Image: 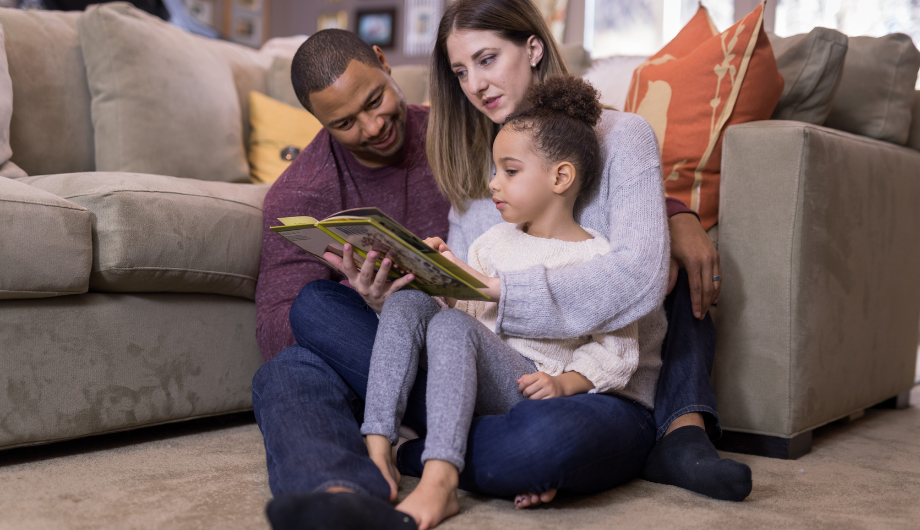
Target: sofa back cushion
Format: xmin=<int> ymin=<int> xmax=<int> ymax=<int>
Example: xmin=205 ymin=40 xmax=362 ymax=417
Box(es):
xmin=0 ymin=9 xmax=94 ymax=176
xmin=207 ymin=38 xmax=274 ymax=149
xmin=768 ymin=28 xmax=848 ymax=125
xmin=908 ymin=91 xmax=920 ymax=152
xmin=824 ymin=34 xmax=920 ymax=145
xmin=77 ymin=3 xmax=250 ymax=183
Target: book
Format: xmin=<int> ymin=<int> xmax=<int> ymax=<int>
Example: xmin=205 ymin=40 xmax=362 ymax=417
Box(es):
xmin=271 ymin=207 xmax=490 ymax=300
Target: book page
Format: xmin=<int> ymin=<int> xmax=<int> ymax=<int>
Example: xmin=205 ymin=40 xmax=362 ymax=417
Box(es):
xmin=323 ymin=222 xmax=469 ymax=289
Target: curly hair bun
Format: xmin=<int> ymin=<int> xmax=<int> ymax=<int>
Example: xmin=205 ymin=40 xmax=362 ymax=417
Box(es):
xmin=527 ymin=74 xmax=602 ymax=127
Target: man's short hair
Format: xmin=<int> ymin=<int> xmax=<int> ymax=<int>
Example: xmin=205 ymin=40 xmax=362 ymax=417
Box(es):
xmin=292 ymin=30 xmax=384 ymax=113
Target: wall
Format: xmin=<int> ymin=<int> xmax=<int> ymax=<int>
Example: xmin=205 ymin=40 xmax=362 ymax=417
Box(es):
xmin=269 ymin=0 xmax=430 ymax=66
xmin=268 ymin=0 xmax=776 ymax=65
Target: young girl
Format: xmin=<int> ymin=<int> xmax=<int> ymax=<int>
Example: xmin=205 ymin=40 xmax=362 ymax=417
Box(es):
xmin=360 ymin=75 xmax=646 ymax=530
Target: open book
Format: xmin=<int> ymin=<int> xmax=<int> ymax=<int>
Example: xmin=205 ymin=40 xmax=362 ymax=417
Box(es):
xmin=271 ymin=207 xmax=489 ymax=300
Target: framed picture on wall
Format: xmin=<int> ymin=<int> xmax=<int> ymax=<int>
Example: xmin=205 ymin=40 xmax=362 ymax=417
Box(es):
xmin=223 ymin=0 xmax=270 ymax=48
xmin=356 ymin=8 xmax=396 ymax=49
xmin=318 ymin=11 xmax=348 ymax=31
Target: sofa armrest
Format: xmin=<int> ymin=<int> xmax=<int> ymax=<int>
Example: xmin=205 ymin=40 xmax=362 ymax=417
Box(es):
xmin=714 ymin=120 xmax=920 ymax=437
xmin=0 ymin=177 xmax=92 ymax=299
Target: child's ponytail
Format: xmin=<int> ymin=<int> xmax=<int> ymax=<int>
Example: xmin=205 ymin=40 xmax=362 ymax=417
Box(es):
xmin=505 ymin=75 xmax=603 ymax=199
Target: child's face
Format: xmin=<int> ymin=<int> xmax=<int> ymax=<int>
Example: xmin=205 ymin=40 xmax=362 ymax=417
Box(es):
xmin=490 ymin=128 xmax=559 ymax=224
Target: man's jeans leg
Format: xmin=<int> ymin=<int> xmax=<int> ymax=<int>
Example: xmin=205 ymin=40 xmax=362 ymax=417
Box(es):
xmin=252 ymin=280 xmax=428 ymax=500
xmin=652 ymin=268 xmax=721 ymax=440
xmin=253 ymin=345 xmax=392 ymax=499
xmin=288 ymin=280 xmax=428 ymax=434
xmin=397 ymin=393 xmax=656 ymax=497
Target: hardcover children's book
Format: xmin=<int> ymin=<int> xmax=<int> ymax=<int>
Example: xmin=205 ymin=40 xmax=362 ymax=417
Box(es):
xmin=271 ymin=207 xmax=489 ymax=300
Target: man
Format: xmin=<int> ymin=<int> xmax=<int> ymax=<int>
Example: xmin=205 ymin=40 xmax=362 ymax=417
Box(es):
xmin=254 ymin=29 xmax=749 ymax=530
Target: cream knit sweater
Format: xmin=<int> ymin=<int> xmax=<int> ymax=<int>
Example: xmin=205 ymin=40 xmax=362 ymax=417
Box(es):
xmin=455 ymin=223 xmax=640 ymax=394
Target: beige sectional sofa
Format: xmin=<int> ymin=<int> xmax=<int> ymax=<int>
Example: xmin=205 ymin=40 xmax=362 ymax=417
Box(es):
xmin=1 ymin=4 xmax=919 ymax=460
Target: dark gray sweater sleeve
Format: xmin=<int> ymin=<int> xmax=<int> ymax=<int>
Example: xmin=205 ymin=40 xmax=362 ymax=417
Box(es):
xmin=494 ymin=114 xmax=670 ymax=339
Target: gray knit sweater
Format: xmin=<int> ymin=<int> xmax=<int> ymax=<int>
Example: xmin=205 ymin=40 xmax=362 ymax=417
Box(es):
xmin=447 ymin=110 xmax=669 ymax=409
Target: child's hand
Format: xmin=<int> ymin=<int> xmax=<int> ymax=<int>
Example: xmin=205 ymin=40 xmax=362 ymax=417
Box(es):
xmin=423 ymin=237 xmax=452 ymax=254
xmin=518 ymin=372 xmax=566 ymax=399
xmin=518 ymin=371 xmax=595 ymax=399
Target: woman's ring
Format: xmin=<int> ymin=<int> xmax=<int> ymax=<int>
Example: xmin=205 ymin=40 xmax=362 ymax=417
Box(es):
xmin=712 ymin=275 xmax=721 ymax=282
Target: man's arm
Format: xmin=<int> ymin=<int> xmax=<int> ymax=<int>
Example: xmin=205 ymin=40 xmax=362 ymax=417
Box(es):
xmin=665 ymin=197 xmax=721 ymax=319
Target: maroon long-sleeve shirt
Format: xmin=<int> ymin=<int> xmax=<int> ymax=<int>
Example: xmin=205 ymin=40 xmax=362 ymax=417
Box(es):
xmin=255 ymin=105 xmax=451 ymax=361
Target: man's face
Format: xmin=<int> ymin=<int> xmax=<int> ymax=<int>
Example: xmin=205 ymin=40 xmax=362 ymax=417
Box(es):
xmin=308 ymin=51 xmax=408 ymax=168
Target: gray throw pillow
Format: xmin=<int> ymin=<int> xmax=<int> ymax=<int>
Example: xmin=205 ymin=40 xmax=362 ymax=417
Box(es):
xmin=824 ymin=34 xmax=920 ymax=145
xmin=77 ymin=4 xmax=250 ymax=183
xmin=768 ymin=28 xmax=848 ymax=125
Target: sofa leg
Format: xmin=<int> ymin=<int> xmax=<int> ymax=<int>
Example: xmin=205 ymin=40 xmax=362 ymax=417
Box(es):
xmin=877 ymin=391 xmax=911 ymax=410
xmin=714 ymin=430 xmax=812 ymax=460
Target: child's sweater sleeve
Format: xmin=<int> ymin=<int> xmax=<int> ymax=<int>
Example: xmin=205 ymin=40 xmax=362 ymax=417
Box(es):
xmin=453 ymin=235 xmax=492 ymax=318
xmin=564 ymin=321 xmax=640 ymax=394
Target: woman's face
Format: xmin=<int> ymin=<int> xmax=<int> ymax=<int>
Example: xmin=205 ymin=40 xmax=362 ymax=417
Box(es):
xmin=445 ymin=29 xmax=544 ymax=124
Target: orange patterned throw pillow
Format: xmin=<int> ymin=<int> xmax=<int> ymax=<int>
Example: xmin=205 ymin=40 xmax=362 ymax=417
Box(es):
xmin=624 ymin=1 xmax=783 ymax=229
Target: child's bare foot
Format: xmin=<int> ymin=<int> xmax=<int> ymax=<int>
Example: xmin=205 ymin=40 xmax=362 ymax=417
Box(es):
xmin=366 ymin=435 xmax=401 ymax=502
xmin=514 ymin=489 xmax=557 ymax=509
xmin=396 ymin=460 xmax=460 ymax=530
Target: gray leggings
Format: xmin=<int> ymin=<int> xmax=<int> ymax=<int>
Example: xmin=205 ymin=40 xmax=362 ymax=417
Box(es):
xmin=361 ymin=289 xmax=536 ymax=471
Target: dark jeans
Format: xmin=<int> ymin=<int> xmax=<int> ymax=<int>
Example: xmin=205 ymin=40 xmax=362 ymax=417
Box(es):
xmin=253 ymin=270 xmax=718 ymax=500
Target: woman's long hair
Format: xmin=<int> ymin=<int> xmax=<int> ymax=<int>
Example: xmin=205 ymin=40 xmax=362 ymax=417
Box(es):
xmin=427 ymin=0 xmax=569 ymax=211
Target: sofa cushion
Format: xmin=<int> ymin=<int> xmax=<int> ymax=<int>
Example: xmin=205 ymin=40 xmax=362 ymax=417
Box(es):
xmin=266 ymin=56 xmax=433 ymax=109
xmin=266 ymin=56 xmax=301 ymax=109
xmin=21 ymin=173 xmax=269 ymax=300
xmin=206 ymin=39 xmax=273 ymax=149
xmin=0 ymin=177 xmax=92 ymax=299
xmin=824 ymin=34 xmax=920 ymax=145
xmin=0 ymin=9 xmax=94 ymax=175
xmin=623 ymin=2 xmax=783 ymax=230
xmin=768 ymin=28 xmax=848 ymax=125
xmin=77 ymin=3 xmax=250 ymax=183
xmin=907 ymin=91 xmax=920 ymax=152
xmin=248 ymin=91 xmax=323 ymax=184
xmin=390 ymin=65 xmax=429 ymax=105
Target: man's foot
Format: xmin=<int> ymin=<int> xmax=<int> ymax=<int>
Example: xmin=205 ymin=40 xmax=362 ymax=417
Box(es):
xmin=396 ymin=460 xmax=460 ymax=530
xmin=642 ymin=425 xmax=752 ymax=501
xmin=514 ymin=489 xmax=556 ymax=509
xmin=265 ymin=491 xmax=417 ymax=530
xmin=366 ymin=434 xmax=401 ymax=502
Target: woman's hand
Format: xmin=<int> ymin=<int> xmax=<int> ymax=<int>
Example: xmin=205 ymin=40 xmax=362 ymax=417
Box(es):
xmin=518 ymin=371 xmax=594 ymax=399
xmin=668 ymin=213 xmax=721 ymax=319
xmin=424 ymin=237 xmax=501 ymax=301
xmin=323 ymin=244 xmax=415 ymax=313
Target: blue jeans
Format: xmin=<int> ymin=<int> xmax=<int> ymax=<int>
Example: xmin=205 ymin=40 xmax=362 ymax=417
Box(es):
xmin=653 ymin=268 xmax=721 ymax=440
xmin=253 ymin=273 xmax=717 ymax=500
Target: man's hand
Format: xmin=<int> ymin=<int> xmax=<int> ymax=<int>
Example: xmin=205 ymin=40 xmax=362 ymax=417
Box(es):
xmin=668 ymin=213 xmax=721 ymax=319
xmin=323 ymin=243 xmax=414 ymax=313
xmin=423 ymin=237 xmax=501 ymax=301
xmin=518 ymin=371 xmax=594 ymax=399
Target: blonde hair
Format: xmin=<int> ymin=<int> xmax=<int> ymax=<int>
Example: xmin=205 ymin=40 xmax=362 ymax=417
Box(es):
xmin=426 ymin=0 xmax=569 ymax=212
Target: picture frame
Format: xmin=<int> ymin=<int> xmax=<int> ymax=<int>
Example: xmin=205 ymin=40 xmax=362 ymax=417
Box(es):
xmin=356 ymin=8 xmax=396 ymax=49
xmin=318 ymin=10 xmax=348 ymax=32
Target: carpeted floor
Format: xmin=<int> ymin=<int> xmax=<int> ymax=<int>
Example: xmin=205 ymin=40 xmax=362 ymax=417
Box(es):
xmin=2 ymin=386 xmax=919 ymax=530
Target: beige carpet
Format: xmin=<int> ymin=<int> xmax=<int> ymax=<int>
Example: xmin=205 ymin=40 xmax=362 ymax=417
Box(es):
xmin=2 ymin=386 xmax=920 ymax=530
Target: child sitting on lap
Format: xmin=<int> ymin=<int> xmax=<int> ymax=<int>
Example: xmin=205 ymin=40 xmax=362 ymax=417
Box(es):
xmin=361 ymin=75 xmax=639 ymax=530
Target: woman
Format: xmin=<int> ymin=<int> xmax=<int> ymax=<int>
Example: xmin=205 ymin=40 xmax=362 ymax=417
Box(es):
xmin=414 ymin=0 xmax=752 ymax=509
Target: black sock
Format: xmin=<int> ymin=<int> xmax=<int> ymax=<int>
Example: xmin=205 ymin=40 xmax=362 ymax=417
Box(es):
xmin=641 ymin=425 xmax=752 ymax=501
xmin=266 ymin=491 xmax=417 ymax=530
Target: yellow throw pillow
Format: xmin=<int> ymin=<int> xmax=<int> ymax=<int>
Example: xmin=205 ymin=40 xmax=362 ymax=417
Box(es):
xmin=248 ymin=91 xmax=323 ymax=184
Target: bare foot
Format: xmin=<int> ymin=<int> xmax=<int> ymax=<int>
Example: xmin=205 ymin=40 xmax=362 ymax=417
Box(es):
xmin=366 ymin=435 xmax=401 ymax=502
xmin=514 ymin=489 xmax=557 ymax=509
xmin=325 ymin=487 xmax=356 ymax=494
xmin=396 ymin=460 xmax=460 ymax=530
